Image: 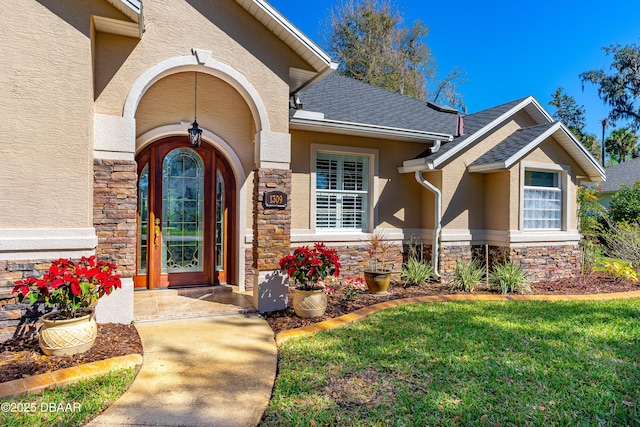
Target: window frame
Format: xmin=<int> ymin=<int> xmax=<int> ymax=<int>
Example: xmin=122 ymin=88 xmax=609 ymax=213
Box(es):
xmin=311 ymin=144 xmax=378 ymax=233
xmin=519 ymin=162 xmax=569 ymax=232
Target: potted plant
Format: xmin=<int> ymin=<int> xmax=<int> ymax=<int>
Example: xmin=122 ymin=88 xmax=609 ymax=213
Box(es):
xmin=363 ymin=229 xmax=392 ymax=295
xmin=279 ymin=243 xmax=341 ymax=318
xmin=13 ymin=256 xmax=122 ymax=356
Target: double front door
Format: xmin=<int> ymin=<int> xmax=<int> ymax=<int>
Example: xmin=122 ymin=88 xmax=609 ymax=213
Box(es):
xmin=134 ymin=138 xmax=234 ymax=289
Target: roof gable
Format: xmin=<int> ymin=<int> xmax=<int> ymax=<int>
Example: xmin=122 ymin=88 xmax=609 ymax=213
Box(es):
xmin=398 ymin=96 xmax=605 ymax=180
xmin=420 ymin=97 xmax=552 ymax=168
xmin=467 ymin=121 xmax=605 ymax=181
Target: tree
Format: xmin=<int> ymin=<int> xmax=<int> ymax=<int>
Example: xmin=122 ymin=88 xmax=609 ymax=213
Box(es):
xmin=326 ymin=0 xmax=465 ymax=110
xmin=549 ymin=87 xmax=586 ymax=135
xmin=580 ymin=44 xmax=640 ymax=130
xmin=549 ymin=88 xmax=601 ymax=161
xmin=609 ymin=181 xmax=640 ymax=224
xmin=582 ymin=134 xmax=602 ymax=163
xmin=431 ymin=66 xmax=467 ymax=113
xmin=605 ymin=127 xmax=639 ymax=164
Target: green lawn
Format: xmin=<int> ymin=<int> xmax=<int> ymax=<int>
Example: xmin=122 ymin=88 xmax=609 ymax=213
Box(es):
xmin=0 ymin=368 xmax=135 ymax=427
xmin=263 ymin=299 xmax=640 ymax=426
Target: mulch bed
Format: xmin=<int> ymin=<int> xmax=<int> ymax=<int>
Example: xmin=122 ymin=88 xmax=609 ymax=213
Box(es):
xmin=0 ymin=273 xmax=637 ymax=385
xmin=262 ymin=273 xmax=640 ymax=334
xmin=0 ymin=323 xmax=142 ymax=384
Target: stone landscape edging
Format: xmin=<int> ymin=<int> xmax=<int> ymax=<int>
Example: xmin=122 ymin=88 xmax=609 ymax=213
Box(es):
xmin=275 ymin=290 xmax=640 ymax=346
xmin=0 ymin=353 xmax=143 ymax=399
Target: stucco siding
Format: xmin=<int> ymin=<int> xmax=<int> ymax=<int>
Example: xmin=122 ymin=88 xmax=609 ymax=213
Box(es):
xmin=290 ymin=130 xmax=425 ymax=231
xmin=485 ymin=171 xmax=510 ymax=231
xmin=0 ymin=1 xmax=102 ymax=228
xmin=93 ymin=0 xmax=295 ymax=134
xmin=439 ymin=110 xmax=544 ymax=232
xmin=135 ymin=72 xmax=255 ymax=172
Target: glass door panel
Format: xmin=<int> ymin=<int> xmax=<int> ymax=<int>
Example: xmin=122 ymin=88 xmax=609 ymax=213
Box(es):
xmin=215 ymin=169 xmax=225 ymax=273
xmin=137 ymin=164 xmax=149 ymax=274
xmin=135 ymin=137 xmax=235 ymax=288
xmin=162 ymin=148 xmax=205 ymax=273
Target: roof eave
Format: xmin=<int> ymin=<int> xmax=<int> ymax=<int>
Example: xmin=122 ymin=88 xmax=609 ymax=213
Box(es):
xmin=555 ymin=124 xmax=605 ymax=182
xmin=397 ymin=158 xmax=436 ymax=174
xmin=290 ymin=116 xmax=454 ymax=144
xmin=101 ymin=0 xmax=143 ymax=38
xmin=467 ymin=162 xmax=507 ymax=173
xmin=236 ymin=0 xmax=337 ymax=91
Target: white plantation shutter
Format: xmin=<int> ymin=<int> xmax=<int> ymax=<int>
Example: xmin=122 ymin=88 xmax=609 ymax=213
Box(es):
xmin=523 ymin=170 xmax=562 ymax=229
xmin=316 ymin=153 xmax=369 ymax=229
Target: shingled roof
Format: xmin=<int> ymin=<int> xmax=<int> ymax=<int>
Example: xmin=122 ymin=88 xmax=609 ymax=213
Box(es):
xmin=414 ymin=96 xmax=533 ymax=163
xmin=295 ymin=73 xmax=460 ymax=136
xmin=595 ymin=156 xmax=640 ymax=192
xmin=470 ymin=122 xmax=557 ymax=168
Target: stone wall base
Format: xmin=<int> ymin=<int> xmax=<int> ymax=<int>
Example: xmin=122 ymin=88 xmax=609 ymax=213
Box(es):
xmin=439 ymin=243 xmax=581 ymax=283
xmin=0 ymin=260 xmax=52 ymax=341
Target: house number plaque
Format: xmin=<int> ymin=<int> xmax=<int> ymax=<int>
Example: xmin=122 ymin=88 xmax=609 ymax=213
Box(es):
xmin=263 ymin=190 xmax=287 ymax=209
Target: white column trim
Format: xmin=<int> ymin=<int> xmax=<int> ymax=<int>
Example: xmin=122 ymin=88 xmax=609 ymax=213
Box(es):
xmin=122 ymin=54 xmax=270 ymax=139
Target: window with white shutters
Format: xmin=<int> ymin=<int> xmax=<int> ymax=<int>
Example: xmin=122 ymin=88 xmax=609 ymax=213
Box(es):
xmin=316 ymin=152 xmax=369 ymax=230
xmin=523 ymin=170 xmax=562 ymax=229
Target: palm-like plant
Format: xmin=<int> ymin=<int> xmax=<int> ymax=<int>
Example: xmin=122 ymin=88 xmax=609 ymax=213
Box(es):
xmin=605 ymin=127 xmax=639 ymax=163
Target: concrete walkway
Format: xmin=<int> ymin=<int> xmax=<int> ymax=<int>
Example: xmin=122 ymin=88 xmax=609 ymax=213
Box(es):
xmin=87 ymin=314 xmax=277 ymax=427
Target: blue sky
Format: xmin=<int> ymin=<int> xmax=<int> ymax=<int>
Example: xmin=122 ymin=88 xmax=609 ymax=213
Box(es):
xmin=268 ymin=0 xmax=640 ymax=138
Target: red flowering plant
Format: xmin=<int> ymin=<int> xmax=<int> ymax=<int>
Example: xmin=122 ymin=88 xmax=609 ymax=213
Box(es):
xmin=279 ymin=243 xmax=341 ymax=291
xmin=12 ymin=256 xmax=122 ymax=320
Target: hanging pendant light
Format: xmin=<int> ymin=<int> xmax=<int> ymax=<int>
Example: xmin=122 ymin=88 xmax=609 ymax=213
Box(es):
xmin=188 ymin=72 xmax=202 ymax=147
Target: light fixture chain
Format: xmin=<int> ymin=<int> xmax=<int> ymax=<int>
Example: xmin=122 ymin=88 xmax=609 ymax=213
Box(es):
xmin=194 ymin=71 xmax=198 ymax=120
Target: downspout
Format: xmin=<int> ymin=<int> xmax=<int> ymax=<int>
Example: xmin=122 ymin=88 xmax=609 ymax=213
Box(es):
xmin=415 ymin=171 xmax=441 ymax=278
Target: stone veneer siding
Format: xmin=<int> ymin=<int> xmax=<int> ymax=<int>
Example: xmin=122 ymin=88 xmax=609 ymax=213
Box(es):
xmin=507 ymin=245 xmax=581 ymax=282
xmin=252 ymin=169 xmax=291 ymax=272
xmin=0 ymin=260 xmax=50 ymax=341
xmin=93 ymin=159 xmax=137 ymax=278
xmin=438 ymin=243 xmax=581 ymax=283
xmin=319 ymin=243 xmax=404 ymax=279
xmin=244 ymin=248 xmax=254 ymax=290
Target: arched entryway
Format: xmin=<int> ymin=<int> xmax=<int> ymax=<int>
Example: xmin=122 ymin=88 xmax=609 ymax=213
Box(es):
xmin=134 ymin=137 xmax=236 ymax=289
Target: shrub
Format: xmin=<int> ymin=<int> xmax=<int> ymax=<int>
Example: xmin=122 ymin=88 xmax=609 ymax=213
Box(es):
xmin=451 ymin=259 xmax=485 ymax=292
xmin=342 ymin=276 xmax=367 ymax=300
xmin=609 ymin=182 xmax=640 ymax=224
xmin=577 ymin=186 xmax=608 ymax=238
xmin=401 ymin=257 xmax=433 ymax=286
xmin=490 ymin=261 xmax=531 ymax=294
xmin=579 ymin=238 xmax=604 ymax=274
xmin=595 ymin=260 xmax=639 ymax=282
xmin=600 ymin=220 xmax=640 ymax=268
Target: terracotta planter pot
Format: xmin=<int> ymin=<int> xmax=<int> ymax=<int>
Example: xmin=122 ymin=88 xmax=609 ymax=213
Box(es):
xmin=39 ymin=310 xmax=98 ymax=356
xmin=364 ymin=270 xmax=391 ymax=295
xmin=292 ymin=288 xmax=327 ymax=318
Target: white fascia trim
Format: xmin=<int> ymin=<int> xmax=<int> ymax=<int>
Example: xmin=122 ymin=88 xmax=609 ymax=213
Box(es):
xmin=397 ymin=159 xmax=436 ymax=174
xmin=557 ymin=123 xmax=606 ymax=181
xmin=102 ymin=0 xmax=143 ymax=38
xmin=290 ymin=116 xmax=454 ymax=144
xmin=0 ymin=228 xmax=98 ymax=261
xmin=290 ymin=228 xmax=425 ymax=245
xmin=467 ymin=122 xmax=562 ymax=173
xmin=440 ymin=228 xmax=581 ymax=245
xmin=249 ymin=0 xmax=334 ymax=68
xmin=431 ymin=96 xmax=540 ymax=170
